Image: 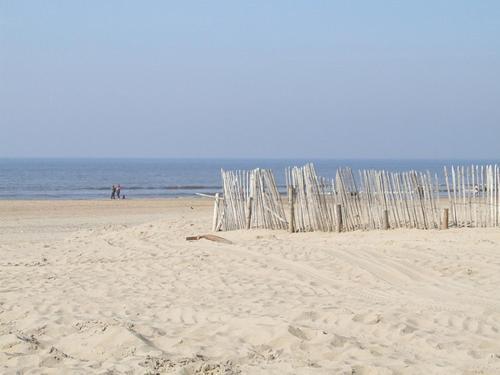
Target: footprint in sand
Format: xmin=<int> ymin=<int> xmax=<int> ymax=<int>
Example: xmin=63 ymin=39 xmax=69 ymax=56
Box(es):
xmin=288 ymin=325 xmax=310 ymax=341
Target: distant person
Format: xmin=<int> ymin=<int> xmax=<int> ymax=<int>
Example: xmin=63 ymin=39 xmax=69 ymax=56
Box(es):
xmin=111 ymin=185 xmax=116 ymax=199
xmin=116 ymin=184 xmax=121 ymax=199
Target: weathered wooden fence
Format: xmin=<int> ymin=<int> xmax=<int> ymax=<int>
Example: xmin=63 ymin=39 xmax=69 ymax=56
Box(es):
xmin=213 ymin=168 xmax=287 ymax=231
xmin=444 ymin=165 xmax=500 ymax=228
xmin=213 ymin=163 xmax=500 ymax=232
xmin=286 ymin=164 xmax=441 ymax=231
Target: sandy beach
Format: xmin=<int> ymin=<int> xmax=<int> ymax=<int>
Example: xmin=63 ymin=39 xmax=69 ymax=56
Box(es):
xmin=1 ymin=199 xmax=500 ymax=374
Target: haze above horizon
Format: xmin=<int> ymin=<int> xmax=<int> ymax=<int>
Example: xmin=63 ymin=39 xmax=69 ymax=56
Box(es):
xmin=1 ymin=1 xmax=499 ymax=159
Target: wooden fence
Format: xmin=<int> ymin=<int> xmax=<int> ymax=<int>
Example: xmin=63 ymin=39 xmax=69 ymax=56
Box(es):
xmin=444 ymin=165 xmax=500 ymax=228
xmin=213 ymin=164 xmax=500 ymax=232
xmin=213 ymin=168 xmax=287 ymax=231
xmin=287 ymin=164 xmax=441 ymax=231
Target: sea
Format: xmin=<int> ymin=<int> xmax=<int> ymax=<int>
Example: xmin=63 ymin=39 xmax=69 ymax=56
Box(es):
xmin=1 ymin=158 xmax=499 ymax=200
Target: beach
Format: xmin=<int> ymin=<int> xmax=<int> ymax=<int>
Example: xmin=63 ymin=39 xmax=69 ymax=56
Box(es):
xmin=1 ymin=199 xmax=500 ymax=374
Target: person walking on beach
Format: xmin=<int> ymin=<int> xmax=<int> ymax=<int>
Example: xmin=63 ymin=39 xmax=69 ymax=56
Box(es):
xmin=111 ymin=185 xmax=116 ymax=199
xmin=116 ymin=184 xmax=121 ymax=199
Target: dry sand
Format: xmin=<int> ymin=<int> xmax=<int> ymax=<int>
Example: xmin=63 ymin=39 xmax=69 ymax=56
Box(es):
xmin=1 ymin=199 xmax=500 ymax=374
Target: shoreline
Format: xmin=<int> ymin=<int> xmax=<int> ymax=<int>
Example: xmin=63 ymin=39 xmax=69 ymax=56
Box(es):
xmin=0 ymin=196 xmax=214 ymax=202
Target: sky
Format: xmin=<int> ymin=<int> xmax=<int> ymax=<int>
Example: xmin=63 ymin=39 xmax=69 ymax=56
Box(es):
xmin=1 ymin=1 xmax=499 ymax=159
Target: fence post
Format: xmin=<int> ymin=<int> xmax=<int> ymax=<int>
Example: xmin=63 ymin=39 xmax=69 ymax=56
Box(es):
xmin=441 ymin=208 xmax=449 ymax=230
xmin=212 ymin=193 xmax=220 ymax=231
xmin=288 ymin=187 xmax=295 ymax=233
xmin=383 ymin=209 xmax=390 ymax=230
xmin=246 ymin=197 xmax=253 ymax=230
xmin=335 ymin=204 xmax=343 ymax=233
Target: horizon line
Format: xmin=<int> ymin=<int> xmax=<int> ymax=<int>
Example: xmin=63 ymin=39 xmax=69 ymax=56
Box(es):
xmin=2 ymin=156 xmax=500 ymax=161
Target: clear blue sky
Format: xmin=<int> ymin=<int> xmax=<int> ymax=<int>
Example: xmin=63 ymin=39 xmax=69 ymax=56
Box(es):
xmin=1 ymin=1 xmax=499 ymax=158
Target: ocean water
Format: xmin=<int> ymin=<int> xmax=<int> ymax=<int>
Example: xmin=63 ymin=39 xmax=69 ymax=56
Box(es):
xmin=0 ymin=158 xmax=499 ymax=200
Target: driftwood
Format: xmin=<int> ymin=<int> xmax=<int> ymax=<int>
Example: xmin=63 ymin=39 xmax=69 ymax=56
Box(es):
xmin=196 ymin=193 xmax=224 ymax=199
xmin=186 ymin=234 xmax=233 ymax=244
